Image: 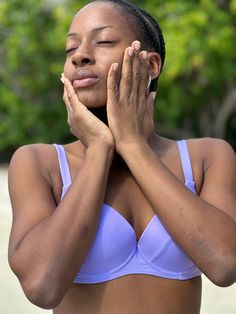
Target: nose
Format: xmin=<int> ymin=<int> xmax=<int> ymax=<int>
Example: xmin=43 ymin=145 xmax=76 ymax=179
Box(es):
xmin=72 ymin=43 xmax=94 ymax=67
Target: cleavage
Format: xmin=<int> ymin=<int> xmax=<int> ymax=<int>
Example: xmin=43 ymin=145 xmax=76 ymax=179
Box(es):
xmin=105 ymin=171 xmax=155 ymax=241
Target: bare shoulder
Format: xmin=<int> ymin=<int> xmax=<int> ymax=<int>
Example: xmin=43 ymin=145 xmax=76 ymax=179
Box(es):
xmin=9 ymin=144 xmax=57 ymax=184
xmin=187 ymin=137 xmax=236 ymax=168
xmin=187 ymin=138 xmax=236 ymax=219
xmin=187 ymin=137 xmax=235 ymax=152
xmin=10 ymin=143 xmax=56 ymax=165
xmin=8 ymin=144 xmax=62 ymax=208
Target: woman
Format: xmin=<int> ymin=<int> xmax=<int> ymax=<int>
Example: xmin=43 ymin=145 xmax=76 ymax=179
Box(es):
xmin=8 ymin=0 xmax=236 ymax=313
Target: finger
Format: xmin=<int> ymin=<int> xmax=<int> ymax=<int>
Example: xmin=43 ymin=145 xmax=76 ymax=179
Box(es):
xmin=62 ymin=87 xmax=74 ymax=125
xmin=62 ymin=75 xmax=82 ymax=111
xmin=62 ymin=86 xmax=72 ymax=111
xmin=130 ymin=41 xmax=141 ymax=102
xmin=146 ymin=91 xmax=156 ymax=117
xmin=61 ymin=76 xmax=72 ymax=117
xmin=145 ymin=92 xmax=156 ymax=135
xmin=107 ymin=63 xmax=119 ymax=108
xmin=119 ymin=46 xmax=134 ymax=99
xmin=139 ymin=51 xmax=149 ymax=100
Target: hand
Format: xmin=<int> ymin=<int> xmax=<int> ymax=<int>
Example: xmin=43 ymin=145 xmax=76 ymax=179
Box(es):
xmin=106 ymin=41 xmax=156 ymax=154
xmin=61 ymin=74 xmax=114 ymax=148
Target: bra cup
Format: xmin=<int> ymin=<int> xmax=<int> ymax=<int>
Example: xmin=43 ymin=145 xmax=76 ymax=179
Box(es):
xmin=149 ymin=240 xmax=196 ymax=274
xmin=55 ymin=143 xmax=201 ymax=284
xmin=138 ymin=215 xmax=171 ymax=261
xmin=138 ymin=216 xmax=196 ymax=274
xmin=79 ymin=204 xmax=137 ymax=274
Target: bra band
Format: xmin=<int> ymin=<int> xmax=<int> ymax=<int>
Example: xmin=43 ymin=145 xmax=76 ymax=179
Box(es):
xmin=53 ymin=144 xmax=71 ymax=186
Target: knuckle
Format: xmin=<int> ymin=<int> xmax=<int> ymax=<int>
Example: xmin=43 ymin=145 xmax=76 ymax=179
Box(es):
xmin=68 ymin=92 xmax=75 ymax=100
xmin=123 ymin=74 xmax=132 ymax=83
xmin=141 ymin=74 xmax=147 ymax=82
xmin=141 ymin=58 xmax=148 ymax=68
xmin=124 ymin=57 xmax=131 ymax=65
xmin=133 ymin=71 xmax=139 ymax=79
xmin=108 ymin=83 xmax=119 ymax=92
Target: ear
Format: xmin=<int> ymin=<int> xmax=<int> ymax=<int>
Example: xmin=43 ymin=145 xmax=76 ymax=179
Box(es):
xmin=147 ymin=52 xmax=162 ymax=80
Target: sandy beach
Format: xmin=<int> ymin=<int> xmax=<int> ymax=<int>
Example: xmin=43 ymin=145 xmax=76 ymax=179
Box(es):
xmin=1 ymin=166 xmax=235 ymax=314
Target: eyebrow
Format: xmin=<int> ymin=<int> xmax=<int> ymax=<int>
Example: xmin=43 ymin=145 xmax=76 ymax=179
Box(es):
xmin=66 ymin=25 xmax=115 ymax=38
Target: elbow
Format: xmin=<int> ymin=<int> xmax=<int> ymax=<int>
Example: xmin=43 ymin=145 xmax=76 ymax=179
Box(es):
xmin=9 ymin=258 xmax=62 ymax=309
xmin=21 ymin=276 xmax=63 ymax=310
xmin=210 ymin=272 xmax=236 ymax=288
xmin=206 ymin=256 xmax=236 ymax=287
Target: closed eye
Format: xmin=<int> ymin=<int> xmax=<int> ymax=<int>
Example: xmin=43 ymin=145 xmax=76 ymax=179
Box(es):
xmin=97 ymin=41 xmax=114 ymax=44
xmin=65 ymin=48 xmax=77 ymax=54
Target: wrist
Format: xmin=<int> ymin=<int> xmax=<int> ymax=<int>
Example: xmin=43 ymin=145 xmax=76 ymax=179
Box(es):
xmin=87 ymin=141 xmax=114 ymax=159
xmin=117 ymin=139 xmax=149 ymax=157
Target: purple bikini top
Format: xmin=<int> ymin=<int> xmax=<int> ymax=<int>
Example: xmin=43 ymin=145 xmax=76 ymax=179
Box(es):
xmin=53 ymin=140 xmax=201 ymax=284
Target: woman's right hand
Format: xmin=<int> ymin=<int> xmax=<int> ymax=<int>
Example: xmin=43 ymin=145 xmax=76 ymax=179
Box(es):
xmin=61 ymin=74 xmax=114 ymax=148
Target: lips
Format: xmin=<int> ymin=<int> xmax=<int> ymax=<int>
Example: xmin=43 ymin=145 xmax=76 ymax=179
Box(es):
xmin=72 ymin=70 xmax=100 ymax=88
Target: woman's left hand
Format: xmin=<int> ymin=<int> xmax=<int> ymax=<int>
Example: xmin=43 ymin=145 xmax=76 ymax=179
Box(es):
xmin=107 ymin=40 xmax=156 ymax=154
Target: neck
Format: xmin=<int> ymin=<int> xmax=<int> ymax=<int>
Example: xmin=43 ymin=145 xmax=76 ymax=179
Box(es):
xmin=89 ymin=106 xmax=108 ymax=125
xmin=88 ymin=107 xmax=128 ymax=169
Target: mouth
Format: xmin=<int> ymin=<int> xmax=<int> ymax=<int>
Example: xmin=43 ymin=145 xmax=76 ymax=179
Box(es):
xmin=72 ymin=70 xmax=100 ymax=89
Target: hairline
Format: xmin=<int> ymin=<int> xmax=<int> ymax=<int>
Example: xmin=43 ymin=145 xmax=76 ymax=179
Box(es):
xmin=90 ymin=0 xmax=155 ymax=51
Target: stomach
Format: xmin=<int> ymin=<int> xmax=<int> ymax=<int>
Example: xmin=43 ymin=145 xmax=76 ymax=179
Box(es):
xmin=54 ymin=274 xmax=202 ymax=314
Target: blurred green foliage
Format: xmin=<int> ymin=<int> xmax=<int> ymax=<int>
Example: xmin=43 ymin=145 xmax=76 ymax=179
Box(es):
xmin=0 ymin=0 xmax=235 ymax=159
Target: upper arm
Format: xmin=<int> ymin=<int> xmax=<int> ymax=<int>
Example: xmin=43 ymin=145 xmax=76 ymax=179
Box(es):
xmin=199 ymin=139 xmax=236 ymax=221
xmin=8 ymin=145 xmax=57 ymax=259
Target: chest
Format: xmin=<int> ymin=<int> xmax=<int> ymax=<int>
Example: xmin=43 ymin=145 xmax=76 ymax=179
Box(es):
xmin=51 ymin=144 xmax=203 ymax=241
xmin=102 ymin=152 xmax=202 ymax=240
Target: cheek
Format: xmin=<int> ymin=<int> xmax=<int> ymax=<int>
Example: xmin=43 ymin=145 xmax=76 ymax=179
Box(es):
xmin=99 ymin=49 xmax=125 ymax=73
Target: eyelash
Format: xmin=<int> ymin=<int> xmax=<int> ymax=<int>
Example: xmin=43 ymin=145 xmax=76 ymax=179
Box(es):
xmin=65 ymin=41 xmax=114 ymax=54
xmin=97 ymin=41 xmax=113 ymax=44
xmin=66 ymin=48 xmax=77 ymax=54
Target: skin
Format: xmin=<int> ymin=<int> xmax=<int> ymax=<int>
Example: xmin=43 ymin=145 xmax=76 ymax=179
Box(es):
xmin=8 ymin=2 xmax=236 ymax=314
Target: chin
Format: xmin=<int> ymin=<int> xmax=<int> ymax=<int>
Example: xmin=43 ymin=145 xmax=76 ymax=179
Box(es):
xmin=76 ymin=90 xmax=107 ymax=108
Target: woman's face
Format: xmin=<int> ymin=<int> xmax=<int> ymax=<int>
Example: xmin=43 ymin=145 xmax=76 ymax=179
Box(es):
xmin=63 ymin=2 xmax=137 ymax=108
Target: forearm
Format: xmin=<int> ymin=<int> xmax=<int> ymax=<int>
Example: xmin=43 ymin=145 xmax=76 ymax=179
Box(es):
xmin=11 ymin=144 xmax=114 ymax=307
xmin=119 ymin=141 xmax=236 ymax=283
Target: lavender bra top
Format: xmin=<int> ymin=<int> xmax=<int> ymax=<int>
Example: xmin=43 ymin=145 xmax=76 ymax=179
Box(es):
xmin=53 ymin=140 xmax=201 ymax=284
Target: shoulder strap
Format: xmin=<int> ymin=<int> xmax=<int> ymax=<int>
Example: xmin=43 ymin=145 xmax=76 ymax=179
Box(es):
xmin=53 ymin=144 xmax=72 ymax=186
xmin=177 ymin=140 xmax=196 ymax=193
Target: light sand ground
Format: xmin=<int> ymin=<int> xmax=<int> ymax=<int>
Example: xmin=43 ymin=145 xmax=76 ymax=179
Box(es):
xmin=1 ymin=166 xmax=235 ymax=314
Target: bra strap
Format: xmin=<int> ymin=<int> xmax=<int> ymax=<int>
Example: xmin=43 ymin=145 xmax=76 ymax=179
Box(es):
xmin=53 ymin=144 xmax=72 ymax=186
xmin=177 ymin=140 xmax=196 ymax=193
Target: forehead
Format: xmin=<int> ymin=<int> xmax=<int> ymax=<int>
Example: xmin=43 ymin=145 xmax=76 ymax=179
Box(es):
xmin=69 ymin=2 xmax=133 ymax=35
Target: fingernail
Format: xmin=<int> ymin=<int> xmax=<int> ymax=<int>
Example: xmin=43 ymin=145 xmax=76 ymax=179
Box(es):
xmin=134 ymin=41 xmax=141 ymax=51
xmin=128 ymin=48 xmax=134 ymax=57
xmin=61 ymin=73 xmax=65 ymax=77
xmin=112 ymin=63 xmax=119 ymax=71
xmin=60 ymin=77 xmax=65 ymax=84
